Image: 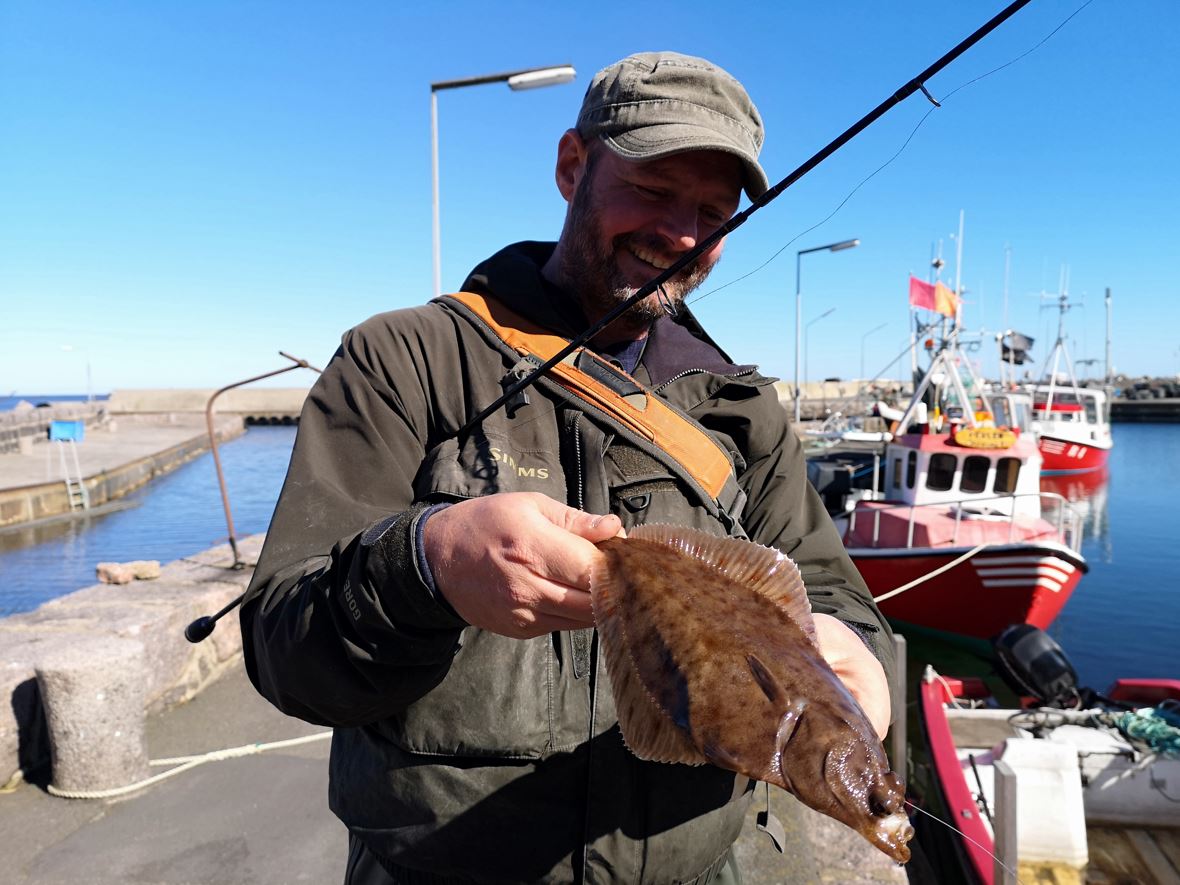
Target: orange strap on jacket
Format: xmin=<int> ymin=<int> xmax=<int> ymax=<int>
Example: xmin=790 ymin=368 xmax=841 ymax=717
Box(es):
xmin=445 ymin=291 xmax=735 ymax=503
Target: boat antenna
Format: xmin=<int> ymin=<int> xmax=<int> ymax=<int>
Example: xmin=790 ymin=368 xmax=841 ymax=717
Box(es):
xmin=457 ymin=0 xmax=1036 ymax=438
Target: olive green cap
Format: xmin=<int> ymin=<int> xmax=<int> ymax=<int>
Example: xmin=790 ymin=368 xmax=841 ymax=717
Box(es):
xmin=576 ymin=51 xmax=768 ymax=200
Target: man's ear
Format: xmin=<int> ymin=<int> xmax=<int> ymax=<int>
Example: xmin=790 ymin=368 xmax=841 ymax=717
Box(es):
xmin=554 ymin=129 xmax=589 ymax=202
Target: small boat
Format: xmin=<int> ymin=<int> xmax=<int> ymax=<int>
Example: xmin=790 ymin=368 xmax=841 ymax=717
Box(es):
xmin=809 ymin=337 xmax=1088 ymax=642
xmin=913 ymin=626 xmax=1180 ymax=884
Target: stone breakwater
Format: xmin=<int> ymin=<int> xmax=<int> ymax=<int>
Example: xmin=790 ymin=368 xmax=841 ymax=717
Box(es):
xmin=0 ymin=534 xmax=263 ymax=785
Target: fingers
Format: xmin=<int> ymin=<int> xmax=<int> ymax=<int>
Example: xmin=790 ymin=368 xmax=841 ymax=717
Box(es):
xmin=532 ymin=494 xmax=623 ymax=543
xmin=813 ymin=614 xmax=892 ymax=739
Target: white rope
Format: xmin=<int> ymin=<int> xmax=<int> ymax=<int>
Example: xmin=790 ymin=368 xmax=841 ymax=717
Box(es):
xmin=871 ymin=543 xmax=991 ymax=603
xmin=46 ymin=731 xmax=332 ymax=800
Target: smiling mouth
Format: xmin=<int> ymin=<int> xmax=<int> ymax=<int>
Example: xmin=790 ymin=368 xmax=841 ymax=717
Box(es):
xmin=627 ymin=243 xmax=675 ymax=271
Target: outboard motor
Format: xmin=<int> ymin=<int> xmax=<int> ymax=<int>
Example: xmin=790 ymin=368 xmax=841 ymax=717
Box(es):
xmin=992 ymin=624 xmax=1080 ymax=708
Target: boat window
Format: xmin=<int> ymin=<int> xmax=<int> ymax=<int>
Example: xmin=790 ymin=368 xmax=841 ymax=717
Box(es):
xmin=1084 ymin=396 xmax=1098 ymax=424
xmin=906 ymin=451 xmax=917 ymax=488
xmin=926 ymin=453 xmax=956 ymax=491
xmin=989 ymin=397 xmax=1012 ymax=428
xmin=961 ymin=456 xmax=990 ymax=493
xmin=892 ymin=458 xmax=901 ymax=489
xmin=1014 ymin=401 xmax=1031 ymax=430
xmin=993 ymin=457 xmax=1020 ymax=494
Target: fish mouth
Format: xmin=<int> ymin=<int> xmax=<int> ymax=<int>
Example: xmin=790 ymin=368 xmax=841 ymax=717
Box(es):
xmin=871 ymin=812 xmax=914 ymax=864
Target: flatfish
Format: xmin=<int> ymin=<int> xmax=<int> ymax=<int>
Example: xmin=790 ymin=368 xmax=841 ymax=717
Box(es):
xmin=591 ymin=524 xmax=913 ymax=863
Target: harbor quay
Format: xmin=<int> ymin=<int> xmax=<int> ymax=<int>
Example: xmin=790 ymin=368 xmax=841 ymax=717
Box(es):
xmin=0 ymin=533 xmax=905 ymax=884
xmin=0 ymin=388 xmax=311 ymax=529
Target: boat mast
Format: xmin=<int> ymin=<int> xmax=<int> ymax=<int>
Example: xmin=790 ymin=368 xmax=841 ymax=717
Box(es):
xmin=1104 ymin=287 xmax=1112 ymax=387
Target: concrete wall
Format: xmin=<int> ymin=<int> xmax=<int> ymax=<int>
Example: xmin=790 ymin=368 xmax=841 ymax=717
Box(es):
xmin=0 ymin=403 xmax=107 ymax=456
xmin=0 ymin=535 xmax=261 ymax=785
xmin=107 ymin=388 xmax=311 ymax=419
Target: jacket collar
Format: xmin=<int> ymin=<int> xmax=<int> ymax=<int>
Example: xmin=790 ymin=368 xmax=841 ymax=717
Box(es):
xmin=459 ymin=241 xmax=755 ymax=388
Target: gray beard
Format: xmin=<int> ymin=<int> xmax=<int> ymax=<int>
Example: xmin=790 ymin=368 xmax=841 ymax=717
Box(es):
xmin=558 ymin=184 xmax=714 ymax=337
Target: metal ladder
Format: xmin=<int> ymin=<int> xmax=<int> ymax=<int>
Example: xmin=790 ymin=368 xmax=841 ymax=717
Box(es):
xmin=55 ymin=439 xmax=90 ymax=511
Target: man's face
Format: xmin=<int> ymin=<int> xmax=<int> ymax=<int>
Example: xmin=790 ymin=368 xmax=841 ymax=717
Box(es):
xmin=553 ymin=140 xmax=744 ymax=337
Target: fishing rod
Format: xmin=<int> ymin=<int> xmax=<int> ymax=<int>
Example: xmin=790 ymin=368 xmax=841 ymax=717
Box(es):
xmin=457 ymin=0 xmax=1035 ymax=437
xmin=186 ymin=0 xmax=1034 ymax=644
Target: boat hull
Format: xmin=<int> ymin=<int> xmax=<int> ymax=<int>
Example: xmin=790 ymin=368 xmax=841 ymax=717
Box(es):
xmin=850 ymin=544 xmax=1086 ymax=640
xmin=1037 ymin=434 xmax=1110 ymax=474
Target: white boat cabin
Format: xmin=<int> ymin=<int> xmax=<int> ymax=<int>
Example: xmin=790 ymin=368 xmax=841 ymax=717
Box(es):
xmin=1030 ymin=384 xmax=1112 ymax=446
xmin=879 ymin=428 xmax=1043 ymax=520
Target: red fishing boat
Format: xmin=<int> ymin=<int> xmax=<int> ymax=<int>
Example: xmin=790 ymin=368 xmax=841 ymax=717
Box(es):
xmin=1030 ymin=384 xmax=1112 ymax=473
xmin=809 ymin=338 xmax=1087 ymax=642
xmin=1025 ymin=293 xmax=1113 ymax=474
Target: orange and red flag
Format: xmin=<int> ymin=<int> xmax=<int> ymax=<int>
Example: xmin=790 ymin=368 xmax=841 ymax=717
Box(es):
xmin=908 ymin=276 xmax=959 ymax=317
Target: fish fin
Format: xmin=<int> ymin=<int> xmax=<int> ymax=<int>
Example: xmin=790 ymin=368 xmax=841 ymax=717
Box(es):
xmin=630 ymin=524 xmax=817 ymax=647
xmin=591 ymin=547 xmax=707 ymax=766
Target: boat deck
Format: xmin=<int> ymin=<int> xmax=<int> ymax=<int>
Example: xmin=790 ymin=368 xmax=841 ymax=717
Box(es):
xmin=1083 ymin=826 xmax=1180 ymax=884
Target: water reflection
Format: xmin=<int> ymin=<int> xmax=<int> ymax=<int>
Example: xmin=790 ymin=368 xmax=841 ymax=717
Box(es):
xmin=1041 ymin=468 xmax=1111 ymax=562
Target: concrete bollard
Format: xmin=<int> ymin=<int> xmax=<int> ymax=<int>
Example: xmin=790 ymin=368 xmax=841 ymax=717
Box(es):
xmin=35 ymin=637 xmax=151 ymax=795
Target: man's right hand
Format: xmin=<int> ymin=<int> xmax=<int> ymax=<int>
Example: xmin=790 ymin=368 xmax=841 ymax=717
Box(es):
xmin=423 ymin=492 xmax=623 ymax=639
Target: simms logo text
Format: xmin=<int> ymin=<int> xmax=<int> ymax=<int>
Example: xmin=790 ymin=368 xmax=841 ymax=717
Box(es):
xmin=490 ymin=446 xmax=550 ymax=480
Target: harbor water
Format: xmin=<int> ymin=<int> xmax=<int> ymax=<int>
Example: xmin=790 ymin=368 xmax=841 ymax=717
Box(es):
xmin=0 ymin=419 xmax=1176 ymax=690
xmin=0 ymin=424 xmax=296 ymax=616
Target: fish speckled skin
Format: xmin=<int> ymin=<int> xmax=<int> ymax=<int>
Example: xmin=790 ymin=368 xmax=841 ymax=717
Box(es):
xmin=592 ymin=524 xmax=913 ymax=864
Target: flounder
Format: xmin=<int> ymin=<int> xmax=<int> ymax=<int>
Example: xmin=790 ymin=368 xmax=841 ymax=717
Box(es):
xmin=592 ymin=524 xmax=913 ymax=863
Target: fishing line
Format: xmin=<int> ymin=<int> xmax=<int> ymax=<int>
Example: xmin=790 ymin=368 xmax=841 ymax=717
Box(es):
xmin=687 ymin=0 xmax=1095 ymax=311
xmin=903 ymin=799 xmax=1026 ymax=884
xmin=456 ymin=0 xmax=1037 ymax=437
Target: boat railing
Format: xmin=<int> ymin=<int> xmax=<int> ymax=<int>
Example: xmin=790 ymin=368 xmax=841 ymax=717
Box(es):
xmin=848 ymin=491 xmax=1082 ymax=552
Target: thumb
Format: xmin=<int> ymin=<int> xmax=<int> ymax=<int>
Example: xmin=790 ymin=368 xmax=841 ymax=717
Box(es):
xmin=531 ymin=495 xmax=623 ymax=543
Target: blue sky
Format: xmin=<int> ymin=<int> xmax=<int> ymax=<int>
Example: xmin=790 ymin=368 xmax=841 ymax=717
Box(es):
xmin=3 ymin=0 xmax=1177 ymax=395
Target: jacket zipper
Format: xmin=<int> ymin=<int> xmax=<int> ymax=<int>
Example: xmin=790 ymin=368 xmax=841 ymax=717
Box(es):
xmin=570 ymin=412 xmax=585 ymax=510
xmin=651 ymin=365 xmax=758 ymax=395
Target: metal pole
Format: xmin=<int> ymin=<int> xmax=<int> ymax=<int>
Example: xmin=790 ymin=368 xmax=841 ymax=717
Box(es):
xmin=861 ymin=322 xmax=887 ymax=381
xmin=1104 ymin=287 xmax=1112 ymax=387
xmin=204 ymin=352 xmax=321 ymax=568
xmin=431 ymin=89 xmax=441 ymax=300
xmin=889 ymin=633 xmax=907 ymax=778
xmin=993 ymin=758 xmax=1019 ymax=884
xmin=794 ymin=251 xmax=802 ymax=424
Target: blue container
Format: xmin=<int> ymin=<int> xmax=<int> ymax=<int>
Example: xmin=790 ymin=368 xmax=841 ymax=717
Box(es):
xmin=48 ymin=420 xmax=85 ymax=442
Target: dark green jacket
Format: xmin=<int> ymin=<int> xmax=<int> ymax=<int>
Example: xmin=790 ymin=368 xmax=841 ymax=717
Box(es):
xmin=241 ymin=242 xmax=893 ymax=884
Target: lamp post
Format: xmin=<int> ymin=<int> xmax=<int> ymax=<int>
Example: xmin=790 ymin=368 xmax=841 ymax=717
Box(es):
xmin=860 ymin=322 xmax=887 ymax=381
xmin=794 ymin=238 xmax=858 ymax=423
xmin=804 ymin=307 xmax=837 ymax=416
xmin=60 ymin=344 xmax=92 ymax=402
xmin=431 ymin=64 xmax=576 ymax=298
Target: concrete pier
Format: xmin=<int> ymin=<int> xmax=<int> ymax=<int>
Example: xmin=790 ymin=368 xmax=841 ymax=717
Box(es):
xmin=0 ymin=413 xmax=244 ymax=528
xmin=0 ymin=387 xmax=311 ymax=529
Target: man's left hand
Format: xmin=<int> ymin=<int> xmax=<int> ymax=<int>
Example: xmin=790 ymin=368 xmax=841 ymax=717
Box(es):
xmin=812 ymin=613 xmax=891 ymax=739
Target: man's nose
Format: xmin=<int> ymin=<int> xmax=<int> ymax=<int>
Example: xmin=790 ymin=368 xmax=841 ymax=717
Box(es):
xmin=654 ymin=203 xmax=699 ymax=251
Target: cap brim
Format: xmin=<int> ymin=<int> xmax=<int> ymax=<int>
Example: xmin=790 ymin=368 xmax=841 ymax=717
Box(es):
xmin=603 ymin=123 xmax=769 ymax=201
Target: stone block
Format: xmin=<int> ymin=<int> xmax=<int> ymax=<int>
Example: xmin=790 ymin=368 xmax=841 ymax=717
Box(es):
xmin=36 ymin=637 xmax=150 ymax=794
xmin=96 ymin=560 xmax=161 ymax=583
xmin=96 ymin=562 xmax=134 ymax=584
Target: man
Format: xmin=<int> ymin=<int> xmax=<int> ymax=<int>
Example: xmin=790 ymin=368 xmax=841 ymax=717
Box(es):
xmin=241 ymin=51 xmax=894 ymax=884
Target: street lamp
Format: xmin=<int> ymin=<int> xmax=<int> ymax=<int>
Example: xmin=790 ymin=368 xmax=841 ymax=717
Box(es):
xmin=60 ymin=344 xmax=92 ymax=402
xmin=860 ymin=322 xmax=887 ymax=381
xmin=804 ymin=307 xmax=837 ymax=413
xmin=794 ymin=238 xmax=858 ymax=422
xmin=431 ymin=64 xmax=577 ymax=298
